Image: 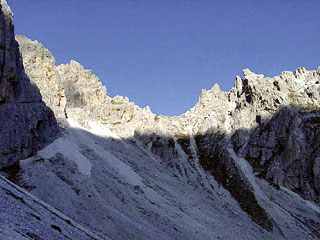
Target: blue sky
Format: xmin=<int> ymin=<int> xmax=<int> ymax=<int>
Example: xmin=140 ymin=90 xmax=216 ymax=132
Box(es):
xmin=8 ymin=0 xmax=320 ymax=116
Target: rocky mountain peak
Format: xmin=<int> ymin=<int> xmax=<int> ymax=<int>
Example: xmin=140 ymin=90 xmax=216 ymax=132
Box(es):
xmin=16 ymin=34 xmax=320 ymax=140
xmin=0 ymin=0 xmax=12 ymax=22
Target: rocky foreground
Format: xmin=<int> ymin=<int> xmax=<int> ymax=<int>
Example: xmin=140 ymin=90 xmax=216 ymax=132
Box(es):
xmin=1 ymin=0 xmax=320 ymax=239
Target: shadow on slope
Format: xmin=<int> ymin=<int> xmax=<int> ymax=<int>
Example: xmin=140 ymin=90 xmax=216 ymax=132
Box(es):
xmin=0 ymin=175 xmax=102 ymax=240
xmin=1 ymin=106 xmax=320 ymax=238
xmin=135 ymin=126 xmax=274 ymax=231
xmin=134 ymin=105 xmax=320 ymax=233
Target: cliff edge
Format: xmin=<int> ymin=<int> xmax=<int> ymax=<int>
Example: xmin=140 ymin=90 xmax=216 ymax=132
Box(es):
xmin=0 ymin=0 xmax=59 ymax=169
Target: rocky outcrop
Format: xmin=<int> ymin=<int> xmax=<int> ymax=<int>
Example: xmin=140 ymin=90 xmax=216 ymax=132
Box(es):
xmin=15 ymin=39 xmax=156 ymax=137
xmin=228 ymin=69 xmax=320 ymax=203
xmin=56 ymin=60 xmax=158 ymax=138
xmin=193 ymin=132 xmax=273 ymax=230
xmin=235 ymin=107 xmax=320 ymax=203
xmin=17 ymin=33 xmax=320 ymax=205
xmin=15 ymin=35 xmax=66 ymax=121
xmin=184 ymin=67 xmax=320 ymax=136
xmin=0 ymin=0 xmax=59 ymax=168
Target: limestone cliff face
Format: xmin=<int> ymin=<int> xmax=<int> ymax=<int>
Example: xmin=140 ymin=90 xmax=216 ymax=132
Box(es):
xmin=15 ymin=39 xmax=157 ymax=137
xmin=183 ymin=67 xmax=320 ymax=135
xmin=191 ymin=68 xmax=320 ymax=203
xmin=0 ymin=0 xmax=59 ymax=168
xmin=56 ymin=60 xmax=156 ymax=138
xmin=15 ymin=35 xmax=66 ymax=121
xmin=228 ymin=68 xmax=320 ymax=203
xmin=237 ymin=108 xmax=320 ymax=203
xmin=17 ymin=34 xmax=320 ymax=204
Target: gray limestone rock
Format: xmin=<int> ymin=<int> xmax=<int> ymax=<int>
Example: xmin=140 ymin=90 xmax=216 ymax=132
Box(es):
xmin=238 ymin=107 xmax=320 ymax=203
xmin=15 ymin=35 xmax=67 ymax=121
xmin=15 ymin=123 xmax=320 ymax=239
xmin=0 ymin=0 xmax=59 ymax=169
xmin=17 ymin=32 xmax=320 ymax=205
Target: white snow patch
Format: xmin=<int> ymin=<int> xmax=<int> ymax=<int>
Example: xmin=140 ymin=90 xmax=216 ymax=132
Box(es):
xmin=67 ymin=118 xmax=82 ymax=128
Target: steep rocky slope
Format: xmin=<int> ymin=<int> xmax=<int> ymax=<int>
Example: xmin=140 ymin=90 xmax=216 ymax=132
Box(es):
xmin=13 ymin=28 xmax=320 ymax=239
xmin=0 ymin=1 xmax=103 ymax=239
xmin=16 ymin=118 xmax=320 ymax=239
xmin=0 ymin=175 xmax=103 ymax=240
xmin=0 ymin=0 xmax=59 ymax=169
xmin=17 ymin=33 xmax=320 ymax=205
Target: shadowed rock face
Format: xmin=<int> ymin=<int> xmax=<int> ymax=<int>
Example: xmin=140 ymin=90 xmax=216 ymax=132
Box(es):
xmin=235 ymin=107 xmax=320 ymax=203
xmin=193 ymin=132 xmax=273 ymax=231
xmin=0 ymin=0 xmax=59 ymax=168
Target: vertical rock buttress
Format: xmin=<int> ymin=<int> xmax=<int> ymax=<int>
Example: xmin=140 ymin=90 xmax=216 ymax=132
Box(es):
xmin=0 ymin=0 xmax=59 ymax=168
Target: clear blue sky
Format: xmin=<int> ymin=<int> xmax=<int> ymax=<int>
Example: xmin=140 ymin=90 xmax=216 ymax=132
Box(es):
xmin=8 ymin=0 xmax=320 ymax=116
